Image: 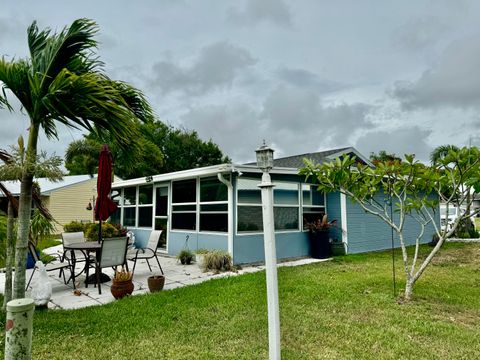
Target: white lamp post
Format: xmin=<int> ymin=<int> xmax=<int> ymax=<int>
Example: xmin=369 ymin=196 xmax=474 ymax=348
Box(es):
xmin=256 ymin=142 xmax=281 ymax=360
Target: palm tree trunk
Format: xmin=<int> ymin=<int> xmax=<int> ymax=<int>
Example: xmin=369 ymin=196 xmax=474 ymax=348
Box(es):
xmin=13 ymin=124 xmax=38 ymax=299
xmin=3 ymin=201 xmax=15 ymax=310
xmin=13 ymin=174 xmax=33 ymax=299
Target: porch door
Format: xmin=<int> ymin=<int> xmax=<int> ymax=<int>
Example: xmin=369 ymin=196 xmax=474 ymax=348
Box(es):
xmin=154 ymin=185 xmax=169 ymax=252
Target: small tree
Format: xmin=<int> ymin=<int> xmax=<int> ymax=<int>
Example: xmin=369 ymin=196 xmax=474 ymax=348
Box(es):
xmin=301 ymin=147 xmax=480 ymax=301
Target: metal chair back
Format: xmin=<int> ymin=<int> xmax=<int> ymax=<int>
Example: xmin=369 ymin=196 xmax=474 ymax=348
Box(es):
xmin=100 ymin=237 xmax=129 ymax=268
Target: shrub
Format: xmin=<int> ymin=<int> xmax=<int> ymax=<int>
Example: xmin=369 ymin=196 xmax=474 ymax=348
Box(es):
xmin=63 ymin=221 xmax=87 ymax=233
xmin=177 ymin=249 xmax=194 ymax=265
xmin=84 ymin=223 xmax=119 ymax=241
xmin=202 ymin=250 xmax=234 ymax=273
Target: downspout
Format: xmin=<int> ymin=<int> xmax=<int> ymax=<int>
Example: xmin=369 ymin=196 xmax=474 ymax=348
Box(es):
xmin=217 ymin=172 xmax=234 ymax=260
xmin=340 ymin=193 xmax=348 ymax=253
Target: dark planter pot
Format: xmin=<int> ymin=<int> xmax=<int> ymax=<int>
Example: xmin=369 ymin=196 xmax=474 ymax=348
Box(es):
xmin=180 ymin=256 xmax=193 ymax=265
xmin=309 ymin=230 xmax=331 ymax=259
xmin=148 ymin=275 xmax=165 ymax=293
xmin=331 ymin=242 xmax=346 ymax=256
xmin=110 ymin=279 xmax=134 ymax=299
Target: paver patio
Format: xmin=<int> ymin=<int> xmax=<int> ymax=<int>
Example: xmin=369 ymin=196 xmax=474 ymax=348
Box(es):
xmin=0 ymin=245 xmax=327 ymax=310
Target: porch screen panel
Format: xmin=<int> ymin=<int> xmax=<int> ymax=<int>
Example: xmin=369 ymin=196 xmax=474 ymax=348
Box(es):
xmin=200 ymin=177 xmax=228 ymax=232
xmin=237 ymin=178 xmax=263 ymax=233
xmin=273 ymin=182 xmax=299 ymax=231
xmin=172 ymin=179 xmax=197 ymax=230
xmin=302 ymin=184 xmax=326 ymax=229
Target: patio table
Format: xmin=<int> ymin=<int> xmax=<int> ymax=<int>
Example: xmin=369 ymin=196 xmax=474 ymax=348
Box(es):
xmin=64 ymin=242 xmax=101 ymax=287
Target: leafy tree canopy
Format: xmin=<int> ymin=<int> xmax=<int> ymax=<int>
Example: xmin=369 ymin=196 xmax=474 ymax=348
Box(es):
xmin=301 ymin=146 xmax=480 ymax=301
xmin=65 ymin=120 xmax=230 ymax=179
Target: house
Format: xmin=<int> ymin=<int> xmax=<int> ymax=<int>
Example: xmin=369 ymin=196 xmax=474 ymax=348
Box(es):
xmin=0 ymin=175 xmax=119 ymax=233
xmin=111 ymin=147 xmax=439 ymax=264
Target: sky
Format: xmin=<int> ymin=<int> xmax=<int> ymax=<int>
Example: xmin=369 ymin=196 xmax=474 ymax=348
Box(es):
xmin=1 ymin=0 xmax=480 ymax=165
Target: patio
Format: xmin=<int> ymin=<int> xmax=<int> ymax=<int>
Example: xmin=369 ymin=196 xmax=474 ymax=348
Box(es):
xmin=0 ymin=245 xmax=326 ymax=310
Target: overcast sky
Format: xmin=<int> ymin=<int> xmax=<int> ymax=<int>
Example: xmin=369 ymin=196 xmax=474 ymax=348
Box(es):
xmin=1 ymin=0 xmax=480 ymax=165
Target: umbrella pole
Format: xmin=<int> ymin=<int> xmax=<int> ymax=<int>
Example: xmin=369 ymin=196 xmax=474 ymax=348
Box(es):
xmin=98 ymin=219 xmax=102 ymax=244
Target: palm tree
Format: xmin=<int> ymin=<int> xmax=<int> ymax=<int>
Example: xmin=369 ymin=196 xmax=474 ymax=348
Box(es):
xmin=0 ymin=19 xmax=153 ymax=298
xmin=430 ymin=145 xmax=459 ymax=165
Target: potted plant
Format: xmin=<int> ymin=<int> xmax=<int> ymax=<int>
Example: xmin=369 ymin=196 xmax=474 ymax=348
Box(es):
xmin=110 ymin=266 xmax=134 ymax=299
xmin=177 ymin=249 xmax=194 ymax=265
xmin=305 ymin=214 xmax=337 ymax=259
xmin=147 ymin=274 xmax=165 ymax=293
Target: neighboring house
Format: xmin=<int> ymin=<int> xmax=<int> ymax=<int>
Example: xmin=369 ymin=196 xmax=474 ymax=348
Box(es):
xmin=0 ymin=175 xmax=121 ymax=233
xmin=111 ymin=147 xmax=439 ymax=264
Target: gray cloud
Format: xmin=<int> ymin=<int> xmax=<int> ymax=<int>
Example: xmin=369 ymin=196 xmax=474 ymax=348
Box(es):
xmin=276 ymin=67 xmax=345 ymax=94
xmin=227 ymin=0 xmax=292 ymax=27
xmin=261 ymin=86 xmax=373 ymax=145
xmin=355 ymin=126 xmax=433 ymax=162
xmin=391 ymin=35 xmax=480 ymax=110
xmin=150 ymin=41 xmax=256 ymax=96
xmin=392 ymin=16 xmax=450 ymax=51
xmin=180 ymin=86 xmax=373 ymax=162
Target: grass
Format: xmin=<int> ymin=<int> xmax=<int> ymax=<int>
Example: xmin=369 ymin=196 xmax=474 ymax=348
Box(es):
xmin=1 ymin=242 xmax=480 ymax=359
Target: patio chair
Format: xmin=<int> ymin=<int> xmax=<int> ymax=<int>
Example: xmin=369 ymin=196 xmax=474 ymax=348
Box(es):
xmin=127 ymin=230 xmax=164 ymax=275
xmin=86 ymin=236 xmax=129 ymax=294
xmin=26 ymin=241 xmax=75 ymax=290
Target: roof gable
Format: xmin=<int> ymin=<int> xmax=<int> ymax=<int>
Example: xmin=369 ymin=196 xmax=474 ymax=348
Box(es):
xmin=246 ymin=147 xmax=371 ymax=169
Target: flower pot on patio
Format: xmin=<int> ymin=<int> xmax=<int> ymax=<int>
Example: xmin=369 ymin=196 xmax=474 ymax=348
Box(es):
xmin=111 ymin=279 xmax=134 ymax=299
xmin=147 ymin=275 xmax=165 ymax=293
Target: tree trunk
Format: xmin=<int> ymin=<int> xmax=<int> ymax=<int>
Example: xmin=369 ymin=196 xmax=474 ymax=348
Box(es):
xmin=3 ymin=201 xmax=14 ymax=310
xmin=13 ymin=174 xmax=33 ymax=299
xmin=404 ymin=277 xmax=414 ymax=301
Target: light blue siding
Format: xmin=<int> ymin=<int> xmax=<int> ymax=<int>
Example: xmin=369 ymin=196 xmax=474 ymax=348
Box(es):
xmin=326 ymin=192 xmax=343 ymax=242
xmin=346 ymin=194 xmax=439 ymax=254
xmin=168 ymin=231 xmax=228 ymax=256
xmin=233 ymin=232 xmax=309 ymax=264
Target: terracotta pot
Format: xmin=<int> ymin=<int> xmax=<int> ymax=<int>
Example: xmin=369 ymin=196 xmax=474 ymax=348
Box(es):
xmin=110 ymin=279 xmax=134 ymax=299
xmin=148 ymin=275 xmax=165 ymax=293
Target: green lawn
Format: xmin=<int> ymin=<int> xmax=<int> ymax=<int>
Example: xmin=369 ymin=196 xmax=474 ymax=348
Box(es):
xmin=1 ymin=242 xmax=480 ymax=359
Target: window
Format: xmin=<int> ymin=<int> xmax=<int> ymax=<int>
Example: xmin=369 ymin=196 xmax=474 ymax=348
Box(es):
xmin=199 ymin=177 xmax=228 ymax=232
xmin=110 ymin=190 xmax=121 ymax=224
xmin=122 ymin=187 xmax=136 ymax=226
xmin=273 ymin=182 xmax=299 ymax=231
xmin=237 ymin=178 xmax=262 ymax=233
xmin=302 ymin=184 xmax=325 ymax=229
xmin=137 ymin=185 xmax=153 ymax=227
xmin=237 ymin=179 xmax=300 ymax=233
xmin=171 ymin=179 xmax=196 ymax=230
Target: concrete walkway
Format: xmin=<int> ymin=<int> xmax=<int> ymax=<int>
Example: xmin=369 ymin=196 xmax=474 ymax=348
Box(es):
xmin=0 ymin=245 xmax=327 ymax=310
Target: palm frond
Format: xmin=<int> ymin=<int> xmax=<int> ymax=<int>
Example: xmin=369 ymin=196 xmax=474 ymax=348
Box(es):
xmin=0 ymin=58 xmax=33 ymax=114
xmin=28 ymin=18 xmax=101 ymax=94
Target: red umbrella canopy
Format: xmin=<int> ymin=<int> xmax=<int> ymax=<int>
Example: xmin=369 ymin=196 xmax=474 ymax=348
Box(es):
xmin=95 ymin=145 xmax=118 ymax=221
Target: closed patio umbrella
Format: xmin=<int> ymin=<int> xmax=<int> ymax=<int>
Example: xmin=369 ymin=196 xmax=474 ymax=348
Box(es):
xmin=94 ymin=144 xmax=117 ymax=242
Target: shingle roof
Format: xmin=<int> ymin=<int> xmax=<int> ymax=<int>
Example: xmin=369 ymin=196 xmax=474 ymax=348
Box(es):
xmin=246 ymin=147 xmax=369 ymax=169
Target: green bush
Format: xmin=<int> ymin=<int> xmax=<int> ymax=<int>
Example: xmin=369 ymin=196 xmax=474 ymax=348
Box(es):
xmin=63 ymin=221 xmax=87 ymax=233
xmin=202 ymin=250 xmax=234 ymax=273
xmin=84 ymin=222 xmax=121 ymax=241
xmin=177 ymin=249 xmax=194 ymax=265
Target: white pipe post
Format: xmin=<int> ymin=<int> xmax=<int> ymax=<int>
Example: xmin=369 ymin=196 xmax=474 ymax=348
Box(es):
xmin=259 ymin=171 xmax=281 ymax=360
xmin=5 ymin=298 xmax=35 ymax=360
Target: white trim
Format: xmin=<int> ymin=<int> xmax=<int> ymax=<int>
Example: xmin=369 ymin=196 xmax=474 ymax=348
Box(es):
xmin=217 ymin=173 xmax=234 ymax=258
xmin=340 ymin=193 xmax=348 ymax=250
xmin=112 ymin=163 xmax=299 ymax=189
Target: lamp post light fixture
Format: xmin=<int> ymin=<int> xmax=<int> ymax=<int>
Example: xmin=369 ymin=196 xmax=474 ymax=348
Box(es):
xmin=256 ymin=142 xmax=281 ymax=360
